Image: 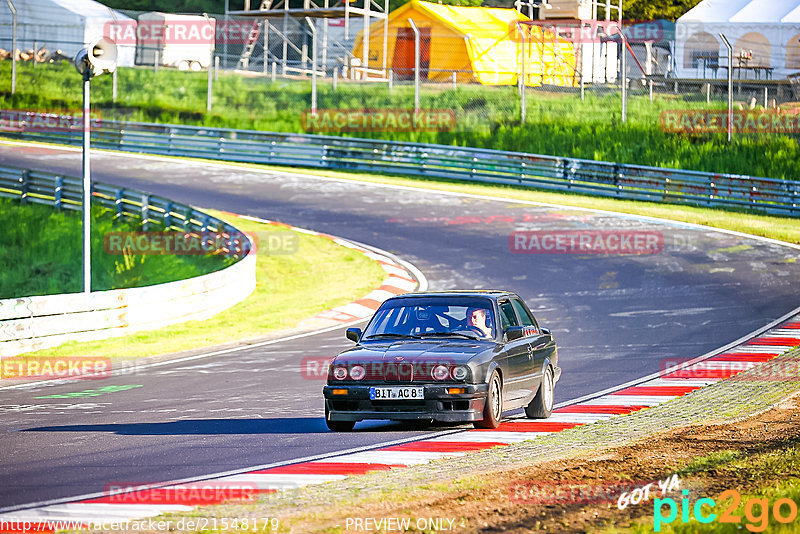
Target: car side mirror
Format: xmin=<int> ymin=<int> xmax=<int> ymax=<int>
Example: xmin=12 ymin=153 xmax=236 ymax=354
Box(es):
xmin=541 ymin=327 xmax=551 ymax=336
xmin=346 ymin=327 xmax=362 ymax=342
xmin=504 ymin=326 xmax=525 ymax=342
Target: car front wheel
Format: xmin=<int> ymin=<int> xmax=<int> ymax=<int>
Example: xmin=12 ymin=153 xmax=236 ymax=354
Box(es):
xmin=325 ymin=403 xmax=355 ymax=432
xmin=474 ymin=370 xmax=503 ymax=429
xmin=525 ymin=365 xmax=554 ymax=419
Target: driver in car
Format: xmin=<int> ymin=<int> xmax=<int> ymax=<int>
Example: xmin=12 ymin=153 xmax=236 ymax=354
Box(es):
xmin=467 ymin=307 xmax=493 ymax=338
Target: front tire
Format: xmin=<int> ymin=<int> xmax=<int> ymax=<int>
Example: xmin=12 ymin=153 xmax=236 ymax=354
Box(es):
xmin=325 ymin=403 xmax=355 ymax=432
xmin=525 ymin=365 xmax=554 ymax=419
xmin=474 ymin=370 xmax=503 ymax=429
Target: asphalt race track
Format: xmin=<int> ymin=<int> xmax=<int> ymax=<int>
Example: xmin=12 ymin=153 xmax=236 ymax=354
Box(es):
xmin=2 ymin=143 xmax=799 ymax=510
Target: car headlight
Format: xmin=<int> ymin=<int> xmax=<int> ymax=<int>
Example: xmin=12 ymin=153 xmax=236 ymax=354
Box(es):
xmin=432 ymin=365 xmax=450 ymax=381
xmin=451 ymin=365 xmax=469 ymax=381
xmin=333 ymin=366 xmax=348 ymax=380
xmin=350 ymin=365 xmax=365 ymax=381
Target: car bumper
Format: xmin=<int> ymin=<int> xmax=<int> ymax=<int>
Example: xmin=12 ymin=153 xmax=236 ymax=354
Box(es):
xmin=323 ymin=384 xmax=489 ymax=423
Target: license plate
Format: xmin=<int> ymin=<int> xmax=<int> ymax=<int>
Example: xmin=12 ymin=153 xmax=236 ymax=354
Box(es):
xmin=370 ymin=387 xmax=425 ymax=400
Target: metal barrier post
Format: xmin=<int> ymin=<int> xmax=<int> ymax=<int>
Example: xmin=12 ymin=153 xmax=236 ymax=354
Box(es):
xmin=519 ymin=22 xmax=526 ymax=123
xmin=5 ymin=0 xmax=16 ymax=94
xmin=719 ymin=33 xmax=733 ymax=142
xmin=306 ymin=17 xmax=318 ymax=117
xmin=112 ymin=69 xmax=118 ymax=102
xmin=82 ymin=69 xmax=92 ymax=293
xmin=408 ymin=19 xmax=420 ymax=114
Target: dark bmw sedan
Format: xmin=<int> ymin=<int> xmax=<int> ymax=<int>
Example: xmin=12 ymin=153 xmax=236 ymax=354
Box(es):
xmin=323 ymin=290 xmax=561 ymax=431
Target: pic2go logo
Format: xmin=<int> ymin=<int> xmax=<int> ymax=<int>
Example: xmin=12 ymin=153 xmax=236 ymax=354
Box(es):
xmin=654 ymin=489 xmax=799 ymax=532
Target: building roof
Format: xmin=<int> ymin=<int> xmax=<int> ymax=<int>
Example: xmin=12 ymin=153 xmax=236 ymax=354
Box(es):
xmin=679 ymin=0 xmax=800 ymax=24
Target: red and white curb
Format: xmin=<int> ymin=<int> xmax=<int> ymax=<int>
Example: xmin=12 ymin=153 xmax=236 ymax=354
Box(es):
xmin=235 ymin=215 xmax=420 ymax=324
xmin=2 ymin=311 xmax=799 ymax=530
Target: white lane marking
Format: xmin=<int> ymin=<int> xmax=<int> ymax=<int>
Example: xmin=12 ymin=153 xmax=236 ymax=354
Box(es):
xmin=311 ymin=451 xmax=463 ymax=465
xmin=384 ymin=277 xmax=417 ymax=291
xmin=728 ymin=345 xmax=795 ymax=353
xmin=764 ymin=330 xmax=800 ymax=337
xmin=334 ymin=302 xmax=377 ymax=318
xmin=362 ymin=289 xmax=399 ymax=302
xmin=217 ymin=473 xmax=347 ymax=489
xmin=426 ymin=431 xmax=541 ymax=443
xmin=582 ymin=396 xmax=675 ymax=406
xmin=0 ymin=503 xmax=194 ymax=521
xmin=639 ymin=378 xmax=720 ymax=387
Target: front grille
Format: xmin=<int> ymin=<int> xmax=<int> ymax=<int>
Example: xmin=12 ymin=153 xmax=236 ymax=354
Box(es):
xmin=370 ymin=399 xmax=427 ymax=412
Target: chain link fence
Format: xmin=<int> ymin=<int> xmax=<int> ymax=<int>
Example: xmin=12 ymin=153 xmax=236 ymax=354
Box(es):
xmin=2 ymin=8 xmax=800 ymax=173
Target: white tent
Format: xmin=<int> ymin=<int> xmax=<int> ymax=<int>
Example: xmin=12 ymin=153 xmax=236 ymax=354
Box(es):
xmin=0 ymin=0 xmax=135 ymax=67
xmin=675 ymin=0 xmax=800 ymax=79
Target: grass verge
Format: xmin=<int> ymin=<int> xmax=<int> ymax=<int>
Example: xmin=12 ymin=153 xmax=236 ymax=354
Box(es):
xmin=0 ymin=197 xmax=234 ymax=298
xmin=13 ymin=210 xmax=387 ymax=361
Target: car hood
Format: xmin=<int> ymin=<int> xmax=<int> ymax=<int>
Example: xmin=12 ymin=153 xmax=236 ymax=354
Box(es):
xmin=335 ymin=339 xmax=495 ymax=364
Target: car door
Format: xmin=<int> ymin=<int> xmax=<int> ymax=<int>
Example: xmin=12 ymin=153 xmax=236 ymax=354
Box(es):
xmin=498 ymin=298 xmax=530 ymax=407
xmin=511 ymin=297 xmax=555 ymax=402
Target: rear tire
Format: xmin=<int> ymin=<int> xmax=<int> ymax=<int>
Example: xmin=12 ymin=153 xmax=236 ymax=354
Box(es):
xmin=474 ymin=370 xmax=502 ymax=429
xmin=525 ymin=365 xmax=554 ymax=419
xmin=325 ymin=403 xmax=355 ymax=432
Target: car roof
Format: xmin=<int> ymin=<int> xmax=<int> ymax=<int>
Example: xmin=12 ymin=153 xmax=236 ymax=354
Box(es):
xmin=386 ymin=290 xmax=516 ymax=301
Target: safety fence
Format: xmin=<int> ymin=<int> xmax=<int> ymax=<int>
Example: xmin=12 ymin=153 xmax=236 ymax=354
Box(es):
xmin=3 ymin=119 xmax=799 ymax=216
xmin=0 ymin=164 xmax=256 ymax=357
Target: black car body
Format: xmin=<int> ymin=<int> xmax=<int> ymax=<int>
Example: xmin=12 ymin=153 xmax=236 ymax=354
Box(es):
xmin=323 ymin=290 xmax=561 ymax=431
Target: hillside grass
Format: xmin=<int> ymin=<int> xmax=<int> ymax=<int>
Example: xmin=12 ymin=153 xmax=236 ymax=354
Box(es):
xmin=0 ymin=197 xmax=234 ymax=298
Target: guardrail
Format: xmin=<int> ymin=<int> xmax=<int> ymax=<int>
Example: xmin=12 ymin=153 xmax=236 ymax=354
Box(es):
xmin=0 ymin=164 xmax=256 ymax=357
xmin=2 ymin=118 xmax=799 ymax=216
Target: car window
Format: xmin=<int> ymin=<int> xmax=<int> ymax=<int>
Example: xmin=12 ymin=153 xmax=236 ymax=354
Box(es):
xmin=498 ymin=300 xmax=519 ymax=330
xmin=511 ymin=298 xmax=536 ymax=329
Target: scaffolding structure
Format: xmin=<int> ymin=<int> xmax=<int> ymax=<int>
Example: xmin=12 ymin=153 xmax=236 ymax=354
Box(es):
xmin=228 ymin=0 xmax=389 ymax=78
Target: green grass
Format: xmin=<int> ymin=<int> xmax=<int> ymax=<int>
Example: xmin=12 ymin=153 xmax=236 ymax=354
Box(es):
xmin=0 ymin=197 xmax=233 ymax=298
xmin=18 ymin=210 xmax=388 ymax=360
xmin=2 ymin=61 xmax=799 ymax=180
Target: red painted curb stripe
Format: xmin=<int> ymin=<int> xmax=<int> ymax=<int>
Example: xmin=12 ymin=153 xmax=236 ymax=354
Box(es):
xmin=711 ymin=353 xmax=778 ymax=362
xmin=354 ymin=298 xmax=382 ymax=310
xmin=382 ymin=441 xmax=508 ymax=452
xmin=474 ymin=421 xmax=584 ymax=432
xmin=781 ymin=321 xmax=800 ymax=329
xmin=612 ymin=385 xmax=701 ymax=396
xmin=554 ymin=405 xmax=648 ymax=415
xmin=745 ymin=337 xmax=800 ymax=346
xmin=378 ymin=284 xmax=407 ymax=295
xmin=254 ymin=462 xmax=404 ymax=475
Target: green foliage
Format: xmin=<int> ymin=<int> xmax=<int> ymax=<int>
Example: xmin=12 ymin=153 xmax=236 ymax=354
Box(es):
xmin=1 ymin=61 xmax=798 ymax=181
xmin=623 ymin=0 xmax=703 ymax=22
xmin=0 ymin=198 xmax=234 ymax=298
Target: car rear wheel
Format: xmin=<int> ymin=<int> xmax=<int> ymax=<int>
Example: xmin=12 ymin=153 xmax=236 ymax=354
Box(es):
xmin=325 ymin=403 xmax=355 ymax=432
xmin=474 ymin=370 xmax=502 ymax=429
xmin=525 ymin=365 xmax=554 ymax=419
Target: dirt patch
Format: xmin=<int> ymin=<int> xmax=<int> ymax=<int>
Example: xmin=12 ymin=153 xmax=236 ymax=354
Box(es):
xmin=278 ymin=393 xmax=800 ymax=533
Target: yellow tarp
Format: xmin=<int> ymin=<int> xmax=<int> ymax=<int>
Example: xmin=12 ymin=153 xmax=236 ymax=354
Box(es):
xmin=352 ymin=0 xmax=577 ymax=87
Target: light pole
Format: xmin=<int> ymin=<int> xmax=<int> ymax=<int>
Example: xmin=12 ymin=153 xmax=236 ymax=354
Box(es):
xmin=74 ymin=38 xmax=117 ymax=294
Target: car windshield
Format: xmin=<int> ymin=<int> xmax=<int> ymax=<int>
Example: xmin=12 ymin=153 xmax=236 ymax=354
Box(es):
xmin=362 ymin=297 xmax=496 ymax=340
